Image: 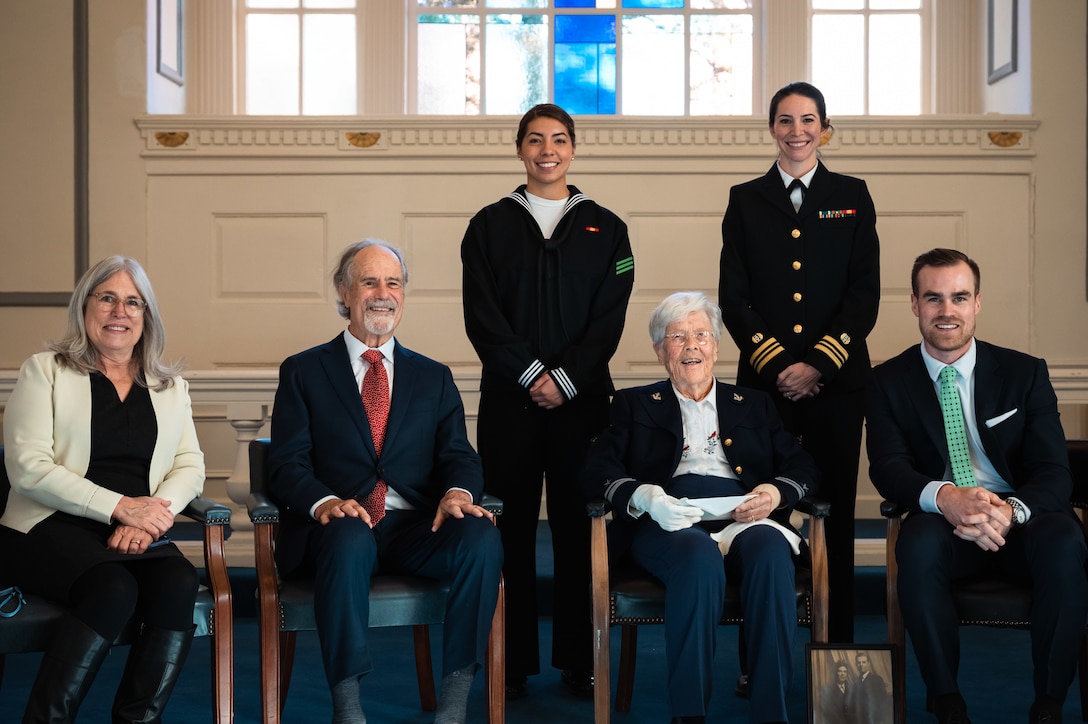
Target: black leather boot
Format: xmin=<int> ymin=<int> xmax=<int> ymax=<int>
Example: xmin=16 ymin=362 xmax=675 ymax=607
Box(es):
xmin=111 ymin=624 xmax=196 ymax=724
xmin=22 ymin=614 xmax=112 ymax=723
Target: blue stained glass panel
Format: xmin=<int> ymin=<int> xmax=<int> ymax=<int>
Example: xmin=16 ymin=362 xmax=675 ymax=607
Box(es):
xmin=555 ymin=41 xmax=616 ymax=114
xmin=623 ymin=0 xmax=684 ymax=7
xmin=555 ymin=14 xmax=615 ymax=43
xmin=555 ymin=0 xmax=596 ymax=7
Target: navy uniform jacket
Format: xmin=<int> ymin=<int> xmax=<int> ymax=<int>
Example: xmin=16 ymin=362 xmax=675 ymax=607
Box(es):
xmin=866 ymin=340 xmax=1073 ymax=515
xmin=268 ymin=334 xmax=485 ymax=576
xmin=720 ymin=163 xmax=879 ymax=393
xmin=581 ymin=380 xmax=819 ymax=554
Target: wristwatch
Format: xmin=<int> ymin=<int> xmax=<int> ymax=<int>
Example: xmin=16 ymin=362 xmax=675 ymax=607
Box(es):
xmin=1007 ymin=497 xmax=1027 ymax=528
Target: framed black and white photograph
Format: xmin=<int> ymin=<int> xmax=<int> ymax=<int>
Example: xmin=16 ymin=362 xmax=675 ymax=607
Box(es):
xmin=157 ymin=0 xmax=184 ymax=85
xmin=807 ymin=644 xmax=900 ymax=724
xmin=987 ymin=0 xmax=1018 ymax=84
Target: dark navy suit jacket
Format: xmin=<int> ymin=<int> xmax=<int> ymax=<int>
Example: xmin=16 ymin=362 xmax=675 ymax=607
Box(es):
xmin=866 ymin=340 xmax=1072 ymax=516
xmin=268 ymin=333 xmax=484 ymax=575
xmin=581 ymin=379 xmax=819 ymax=555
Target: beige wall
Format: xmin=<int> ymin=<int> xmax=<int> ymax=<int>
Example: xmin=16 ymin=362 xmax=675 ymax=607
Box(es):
xmin=2 ymin=1 xmax=1087 ymax=524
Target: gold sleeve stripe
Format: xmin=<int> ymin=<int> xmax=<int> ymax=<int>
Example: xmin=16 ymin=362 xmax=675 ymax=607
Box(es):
xmin=814 ymin=335 xmax=848 ymax=368
xmin=750 ymin=338 xmax=785 ymax=373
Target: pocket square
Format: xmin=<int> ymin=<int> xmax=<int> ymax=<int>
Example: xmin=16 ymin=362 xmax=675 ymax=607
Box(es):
xmin=985 ymin=408 xmax=1018 ymax=428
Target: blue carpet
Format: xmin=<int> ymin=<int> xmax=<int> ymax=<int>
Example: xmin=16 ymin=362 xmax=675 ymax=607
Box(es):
xmin=1 ymin=520 xmax=1083 ymax=722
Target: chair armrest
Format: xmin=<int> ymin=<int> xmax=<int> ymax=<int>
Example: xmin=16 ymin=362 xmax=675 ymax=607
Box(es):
xmin=479 ymin=494 xmax=503 ymax=516
xmin=181 ymin=496 xmax=232 ymax=526
xmin=880 ymin=499 xmax=907 ymax=518
xmin=586 ymin=499 xmax=610 ymax=518
xmin=247 ymin=492 xmax=280 ymax=525
xmin=794 ymin=495 xmax=829 ymax=519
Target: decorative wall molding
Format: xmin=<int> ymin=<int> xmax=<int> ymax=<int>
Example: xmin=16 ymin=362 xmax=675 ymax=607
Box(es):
xmin=136 ymin=116 xmax=1039 ymax=162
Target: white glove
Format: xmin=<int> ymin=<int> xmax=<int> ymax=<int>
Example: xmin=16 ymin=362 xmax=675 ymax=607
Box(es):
xmin=630 ymin=484 xmax=705 ymax=532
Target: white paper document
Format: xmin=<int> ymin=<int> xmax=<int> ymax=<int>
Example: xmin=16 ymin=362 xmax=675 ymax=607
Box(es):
xmin=679 ymin=495 xmax=756 ymax=521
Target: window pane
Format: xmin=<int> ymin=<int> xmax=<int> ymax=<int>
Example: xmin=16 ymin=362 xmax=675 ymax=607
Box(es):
xmin=485 ymin=15 xmax=548 ymax=114
xmin=811 ymin=14 xmax=864 ymax=115
xmin=623 ymin=0 xmax=683 ymax=8
xmin=248 ymin=0 xmax=299 ymax=8
xmin=303 ymin=0 xmax=355 ymax=7
xmin=486 ymin=0 xmax=547 ymax=7
xmin=302 ymin=15 xmax=355 ymax=114
xmin=869 ymin=14 xmax=919 ymax=114
xmin=622 ymin=15 xmax=683 ymax=115
xmin=247 ymin=15 xmax=300 ymax=114
xmin=869 ymin=0 xmax=920 ymax=8
xmin=418 ymin=0 xmax=478 ymax=6
xmin=812 ymin=0 xmax=864 ymax=9
xmin=555 ymin=15 xmax=616 ymax=114
xmin=556 ymin=0 xmax=617 ymax=6
xmin=418 ymin=16 xmax=481 ymax=114
xmin=691 ymin=0 xmax=752 ymax=8
xmin=689 ymin=14 xmax=752 ymax=115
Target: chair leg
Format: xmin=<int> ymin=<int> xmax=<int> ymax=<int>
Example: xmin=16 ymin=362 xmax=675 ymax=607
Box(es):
xmin=1079 ymin=630 xmax=1088 ymax=722
xmin=412 ymin=624 xmax=437 ymax=712
xmin=615 ymin=625 xmax=638 ymax=713
xmin=485 ymin=574 xmax=505 ymax=724
xmin=278 ymin=631 xmax=297 ymax=716
xmin=589 ymin=512 xmax=612 ymax=723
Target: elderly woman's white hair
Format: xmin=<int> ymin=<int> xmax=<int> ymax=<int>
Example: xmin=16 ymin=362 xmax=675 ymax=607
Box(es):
xmin=647 ymin=291 xmax=724 ymax=347
xmin=47 ymin=255 xmax=182 ymax=391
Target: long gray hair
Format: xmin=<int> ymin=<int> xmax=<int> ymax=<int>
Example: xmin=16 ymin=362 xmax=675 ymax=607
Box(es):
xmin=47 ymin=256 xmax=182 ymax=391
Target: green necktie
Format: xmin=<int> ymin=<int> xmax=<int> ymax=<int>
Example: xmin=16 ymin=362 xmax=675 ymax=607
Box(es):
xmin=939 ymin=365 xmax=977 ymax=487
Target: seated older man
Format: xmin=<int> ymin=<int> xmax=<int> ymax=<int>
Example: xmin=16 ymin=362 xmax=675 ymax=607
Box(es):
xmin=581 ymin=291 xmax=819 ymax=724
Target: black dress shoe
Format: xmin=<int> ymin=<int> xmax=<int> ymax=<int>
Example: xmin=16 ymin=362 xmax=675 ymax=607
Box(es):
xmin=934 ymin=693 xmax=971 ymax=724
xmin=505 ymin=675 xmax=528 ymax=700
xmin=1030 ymin=697 xmax=1063 ymax=723
xmin=560 ymin=669 xmax=594 ymax=697
xmin=734 ymin=674 xmax=749 ymax=699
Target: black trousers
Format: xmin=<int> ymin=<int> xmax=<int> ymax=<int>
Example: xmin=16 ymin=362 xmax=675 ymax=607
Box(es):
xmin=897 ymin=511 xmax=1088 ymax=702
xmin=774 ymin=386 xmax=864 ymax=643
xmin=476 ymin=390 xmax=609 ymax=678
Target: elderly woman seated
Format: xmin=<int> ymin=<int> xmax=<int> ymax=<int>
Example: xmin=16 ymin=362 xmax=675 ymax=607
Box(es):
xmin=581 ymin=291 xmax=819 ymax=724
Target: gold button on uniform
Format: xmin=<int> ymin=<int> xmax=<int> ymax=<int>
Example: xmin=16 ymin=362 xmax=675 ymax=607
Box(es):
xmin=791 ymin=229 xmax=801 ymax=239
xmin=793 ymin=292 xmax=802 ymax=302
xmin=792 ymin=261 xmax=802 ymax=270
xmin=724 ymin=438 xmax=733 ymax=447
xmin=793 ymin=324 xmax=803 ymax=334
xmin=734 ymin=466 xmax=743 ymax=475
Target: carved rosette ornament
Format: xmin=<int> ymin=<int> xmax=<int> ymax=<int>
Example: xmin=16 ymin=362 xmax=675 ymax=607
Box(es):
xmin=154 ymin=131 xmax=190 ymax=148
xmin=987 ymin=131 xmax=1023 ymax=148
xmin=346 ymin=132 xmax=381 ymax=148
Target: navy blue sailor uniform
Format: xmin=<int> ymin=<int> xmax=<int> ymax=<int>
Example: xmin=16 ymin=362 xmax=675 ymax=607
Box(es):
xmin=719 ymin=161 xmax=879 ymax=643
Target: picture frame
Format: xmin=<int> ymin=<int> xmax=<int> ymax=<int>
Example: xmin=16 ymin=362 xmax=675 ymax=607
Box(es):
xmin=987 ymin=0 xmax=1018 ymax=84
xmin=807 ymin=644 xmax=901 ymax=724
xmin=157 ymin=0 xmax=184 ymax=86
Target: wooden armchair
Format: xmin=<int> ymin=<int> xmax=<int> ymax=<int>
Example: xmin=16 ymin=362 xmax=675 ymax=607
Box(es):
xmin=0 ymin=445 xmax=235 ymax=724
xmin=588 ymin=495 xmax=830 ymax=722
xmin=882 ymin=439 xmax=1088 ymax=723
xmin=247 ymin=438 xmax=505 ymax=724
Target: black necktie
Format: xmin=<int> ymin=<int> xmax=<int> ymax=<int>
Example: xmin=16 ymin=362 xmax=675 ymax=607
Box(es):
xmin=788 ymin=178 xmax=806 ymax=212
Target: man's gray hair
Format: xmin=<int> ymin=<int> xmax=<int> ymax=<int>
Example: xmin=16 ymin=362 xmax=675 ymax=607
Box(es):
xmin=647 ymin=291 xmax=724 ymax=346
xmin=332 ymin=239 xmax=408 ymax=320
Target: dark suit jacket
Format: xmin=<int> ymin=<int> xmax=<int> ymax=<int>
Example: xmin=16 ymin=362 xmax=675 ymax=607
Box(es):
xmin=268 ymin=333 xmax=484 ymax=575
xmin=720 ymin=163 xmax=880 ymax=393
xmin=581 ymin=380 xmax=819 ymax=554
xmin=866 ymin=340 xmax=1072 ymax=515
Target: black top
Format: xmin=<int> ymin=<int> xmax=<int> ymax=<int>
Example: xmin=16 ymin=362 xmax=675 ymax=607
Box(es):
xmin=86 ymin=372 xmax=157 ymax=498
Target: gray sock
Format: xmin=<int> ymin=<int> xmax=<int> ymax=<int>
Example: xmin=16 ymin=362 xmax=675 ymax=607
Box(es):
xmin=331 ymin=676 xmax=366 ymax=724
xmin=434 ymin=663 xmax=477 ymax=724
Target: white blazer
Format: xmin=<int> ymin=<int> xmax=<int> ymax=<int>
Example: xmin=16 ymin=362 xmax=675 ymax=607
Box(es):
xmin=1 ymin=351 xmax=205 ymax=533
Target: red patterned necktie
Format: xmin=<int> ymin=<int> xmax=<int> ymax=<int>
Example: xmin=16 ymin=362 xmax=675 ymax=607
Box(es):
xmin=361 ymin=349 xmax=389 ymax=524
